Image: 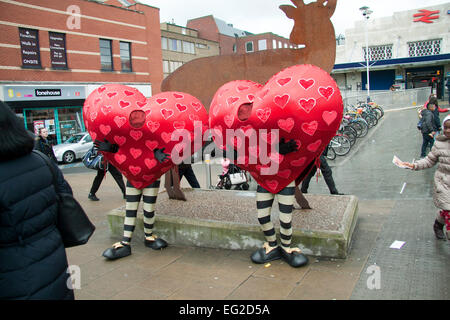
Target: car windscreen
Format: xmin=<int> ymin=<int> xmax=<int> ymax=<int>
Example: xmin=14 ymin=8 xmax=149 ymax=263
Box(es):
xmin=64 ymin=134 xmax=85 ymax=144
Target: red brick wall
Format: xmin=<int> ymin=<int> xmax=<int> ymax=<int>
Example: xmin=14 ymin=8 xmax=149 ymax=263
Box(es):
xmin=0 ymin=0 xmax=163 ymax=92
xmin=187 ymin=16 xmax=219 ymax=43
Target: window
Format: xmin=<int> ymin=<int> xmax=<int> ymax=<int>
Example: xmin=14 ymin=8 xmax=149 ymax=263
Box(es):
xmin=161 ymin=37 xmax=168 ymax=50
xmin=278 ymin=41 xmax=282 ymax=49
xmin=49 ymin=32 xmax=67 ymax=69
xmin=363 ymin=45 xmax=392 ymax=61
xmin=99 ymin=39 xmax=113 ymax=71
xmin=273 ymin=39 xmax=277 ymax=49
xmin=233 ymin=44 xmax=237 ymax=53
xmin=163 ymin=60 xmax=169 ymax=73
xmin=284 ymin=43 xmax=288 ymax=48
xmin=18 ymin=28 xmax=41 ymax=68
xmin=258 ymin=39 xmax=267 ymax=51
xmin=408 ymin=39 xmax=441 ymax=57
xmin=245 ymin=41 xmax=254 ymax=53
xmin=182 ymin=41 xmax=195 ymax=54
xmin=120 ymin=41 xmax=132 ymax=72
xmin=196 ymin=43 xmax=207 ymax=49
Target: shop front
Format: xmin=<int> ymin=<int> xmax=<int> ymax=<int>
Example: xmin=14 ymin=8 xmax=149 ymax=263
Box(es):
xmin=2 ymin=85 xmax=86 ymax=145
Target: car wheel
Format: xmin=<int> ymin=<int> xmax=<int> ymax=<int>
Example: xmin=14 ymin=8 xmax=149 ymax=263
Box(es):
xmin=63 ymin=151 xmax=76 ymax=164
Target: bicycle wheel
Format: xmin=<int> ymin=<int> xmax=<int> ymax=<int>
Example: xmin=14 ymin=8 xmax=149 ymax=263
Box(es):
xmin=373 ymin=106 xmax=384 ymax=119
xmin=331 ymin=135 xmax=351 ymax=156
xmin=350 ymin=120 xmax=368 ymax=138
xmin=326 ymin=144 xmax=336 ymax=160
xmin=343 ymin=128 xmax=357 ymax=146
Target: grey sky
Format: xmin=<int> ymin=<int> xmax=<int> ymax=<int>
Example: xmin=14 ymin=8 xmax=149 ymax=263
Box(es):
xmin=141 ymin=0 xmax=449 ymax=38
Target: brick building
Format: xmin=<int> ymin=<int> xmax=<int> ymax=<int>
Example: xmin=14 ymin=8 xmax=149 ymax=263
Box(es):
xmin=187 ymin=15 xmax=295 ymax=56
xmin=160 ymin=22 xmax=219 ymax=78
xmin=0 ymin=0 xmax=163 ymax=144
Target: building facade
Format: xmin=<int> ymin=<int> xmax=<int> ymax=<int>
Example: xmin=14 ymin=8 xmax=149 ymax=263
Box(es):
xmin=333 ymin=3 xmax=450 ymax=100
xmin=0 ymin=0 xmax=163 ymax=144
xmin=160 ymin=22 xmax=219 ymax=78
xmin=187 ymin=15 xmax=294 ymax=56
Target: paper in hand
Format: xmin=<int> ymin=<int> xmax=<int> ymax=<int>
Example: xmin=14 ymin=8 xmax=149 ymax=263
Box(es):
xmin=392 ymin=155 xmax=411 ymax=169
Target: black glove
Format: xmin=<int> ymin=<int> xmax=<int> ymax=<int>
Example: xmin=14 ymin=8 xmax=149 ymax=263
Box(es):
xmin=154 ymin=148 xmax=170 ymax=163
xmin=94 ymin=139 xmax=119 ymax=153
xmin=277 ymin=138 xmax=298 ymax=155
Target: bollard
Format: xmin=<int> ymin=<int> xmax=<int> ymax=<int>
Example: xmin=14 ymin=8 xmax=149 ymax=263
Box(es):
xmin=204 ymin=154 xmax=212 ymax=189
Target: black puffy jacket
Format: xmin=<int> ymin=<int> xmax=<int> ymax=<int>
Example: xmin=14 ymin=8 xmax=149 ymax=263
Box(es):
xmin=0 ymin=151 xmax=74 ymax=300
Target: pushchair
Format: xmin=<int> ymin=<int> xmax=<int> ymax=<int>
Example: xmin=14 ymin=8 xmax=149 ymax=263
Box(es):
xmin=216 ymin=163 xmax=249 ymax=190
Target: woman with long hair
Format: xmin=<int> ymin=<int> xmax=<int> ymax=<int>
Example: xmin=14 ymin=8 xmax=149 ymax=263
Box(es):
xmin=0 ymin=101 xmax=74 ymax=299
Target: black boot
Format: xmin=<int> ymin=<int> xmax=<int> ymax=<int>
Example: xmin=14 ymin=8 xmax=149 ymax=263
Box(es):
xmin=280 ymin=247 xmax=309 ymax=268
xmin=88 ymin=193 xmax=99 ymax=201
xmin=250 ymin=245 xmax=282 ymax=264
xmin=433 ymin=220 xmax=445 ymax=240
xmin=144 ymin=235 xmax=168 ymax=250
xmin=102 ymin=242 xmax=131 ymax=260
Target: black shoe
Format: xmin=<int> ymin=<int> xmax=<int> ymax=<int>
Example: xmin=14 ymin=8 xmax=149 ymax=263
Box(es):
xmin=88 ymin=193 xmax=99 ymax=201
xmin=145 ymin=236 xmax=168 ymax=250
xmin=280 ymin=247 xmax=309 ymax=268
xmin=102 ymin=242 xmax=131 ymax=260
xmin=250 ymin=245 xmax=282 ymax=264
xmin=433 ymin=220 xmax=445 ymax=240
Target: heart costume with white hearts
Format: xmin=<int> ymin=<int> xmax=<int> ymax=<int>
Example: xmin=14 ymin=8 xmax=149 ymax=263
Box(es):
xmin=209 ymin=65 xmax=344 ymax=266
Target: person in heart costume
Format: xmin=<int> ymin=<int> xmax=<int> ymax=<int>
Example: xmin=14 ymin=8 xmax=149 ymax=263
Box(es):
xmin=83 ymin=84 xmax=208 ymax=260
xmin=209 ymin=64 xmax=343 ymax=267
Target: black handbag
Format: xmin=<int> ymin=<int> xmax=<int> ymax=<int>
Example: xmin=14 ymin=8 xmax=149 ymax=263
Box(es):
xmin=33 ymin=150 xmax=95 ymax=248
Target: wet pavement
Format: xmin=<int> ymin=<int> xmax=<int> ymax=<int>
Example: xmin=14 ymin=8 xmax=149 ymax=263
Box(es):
xmin=62 ymin=105 xmax=449 ymax=300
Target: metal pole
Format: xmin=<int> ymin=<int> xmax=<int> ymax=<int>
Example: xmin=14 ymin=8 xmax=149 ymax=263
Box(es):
xmin=204 ymin=154 xmax=212 ymax=189
xmin=365 ymin=18 xmax=370 ymax=102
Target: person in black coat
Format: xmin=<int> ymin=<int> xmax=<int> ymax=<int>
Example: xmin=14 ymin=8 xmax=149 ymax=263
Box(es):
xmin=34 ymin=127 xmax=58 ymax=163
xmin=0 ymin=100 xmax=74 ymax=300
xmin=420 ymin=102 xmax=438 ymax=158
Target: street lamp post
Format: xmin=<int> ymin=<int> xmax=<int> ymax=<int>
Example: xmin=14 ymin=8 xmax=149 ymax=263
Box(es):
xmin=360 ymin=6 xmax=373 ymax=102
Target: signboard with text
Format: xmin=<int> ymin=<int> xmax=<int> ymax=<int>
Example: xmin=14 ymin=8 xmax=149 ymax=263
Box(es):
xmin=49 ymin=32 xmax=68 ymax=69
xmin=3 ymin=86 xmax=85 ymax=101
xmin=18 ymin=28 xmax=41 ymax=68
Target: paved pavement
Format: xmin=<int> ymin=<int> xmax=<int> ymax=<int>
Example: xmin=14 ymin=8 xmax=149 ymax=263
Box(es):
xmin=62 ymin=104 xmax=449 ymax=301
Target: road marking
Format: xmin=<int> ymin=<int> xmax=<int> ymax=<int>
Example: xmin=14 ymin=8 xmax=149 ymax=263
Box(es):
xmin=400 ymin=182 xmax=407 ymax=194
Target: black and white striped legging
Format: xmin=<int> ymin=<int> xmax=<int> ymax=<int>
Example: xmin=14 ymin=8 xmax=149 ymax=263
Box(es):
xmin=122 ymin=179 xmax=160 ymax=243
xmin=256 ymin=181 xmax=295 ymax=249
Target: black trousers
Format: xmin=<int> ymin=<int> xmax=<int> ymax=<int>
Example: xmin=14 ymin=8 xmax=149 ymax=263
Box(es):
xmin=300 ymin=155 xmax=338 ymax=194
xmin=90 ymin=164 xmax=126 ymax=196
xmin=421 ymin=133 xmax=434 ymax=158
xmin=178 ymin=165 xmax=200 ymax=188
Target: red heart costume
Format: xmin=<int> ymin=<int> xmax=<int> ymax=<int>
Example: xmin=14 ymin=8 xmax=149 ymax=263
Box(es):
xmin=209 ymin=64 xmax=343 ymax=193
xmin=83 ymin=84 xmax=208 ymax=189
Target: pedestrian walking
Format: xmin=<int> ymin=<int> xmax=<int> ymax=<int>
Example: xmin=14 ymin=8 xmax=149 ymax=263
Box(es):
xmin=300 ymin=145 xmax=342 ymax=195
xmin=402 ymin=114 xmax=450 ymax=240
xmin=178 ymin=162 xmax=200 ymax=189
xmin=88 ymin=161 xmax=126 ymax=201
xmin=34 ymin=127 xmax=57 ymax=163
xmin=419 ymin=101 xmax=438 ymax=158
xmin=0 ymin=101 xmax=74 ymax=300
xmin=446 ymin=78 xmax=450 ymax=105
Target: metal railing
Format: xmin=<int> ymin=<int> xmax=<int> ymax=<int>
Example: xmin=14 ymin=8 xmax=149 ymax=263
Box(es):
xmin=341 ymin=87 xmax=431 ymax=110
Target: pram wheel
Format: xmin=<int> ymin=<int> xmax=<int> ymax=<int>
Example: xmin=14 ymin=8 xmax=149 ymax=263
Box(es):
xmin=224 ymin=177 xmax=232 ymax=190
xmin=241 ymin=182 xmax=249 ymax=190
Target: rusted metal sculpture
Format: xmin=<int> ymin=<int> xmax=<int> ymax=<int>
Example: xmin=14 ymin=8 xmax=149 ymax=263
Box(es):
xmin=161 ymin=0 xmax=337 ymax=109
xmin=162 ymin=0 xmax=338 ymax=200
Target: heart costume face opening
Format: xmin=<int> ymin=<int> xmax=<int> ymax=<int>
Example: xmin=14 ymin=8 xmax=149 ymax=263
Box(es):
xmin=129 ymin=110 xmax=146 ymax=128
xmin=238 ymin=103 xmax=253 ymax=122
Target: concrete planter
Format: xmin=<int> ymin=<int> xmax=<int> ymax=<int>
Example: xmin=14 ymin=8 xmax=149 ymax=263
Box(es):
xmin=107 ymin=189 xmax=358 ymax=259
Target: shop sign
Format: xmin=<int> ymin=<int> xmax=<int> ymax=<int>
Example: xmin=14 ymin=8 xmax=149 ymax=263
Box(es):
xmin=413 ymin=9 xmax=440 ymax=23
xmin=18 ymin=28 xmax=41 ymax=68
xmin=3 ymin=86 xmax=85 ymax=101
xmin=35 ymin=88 xmax=61 ymax=97
xmin=49 ymin=32 xmax=68 ymax=69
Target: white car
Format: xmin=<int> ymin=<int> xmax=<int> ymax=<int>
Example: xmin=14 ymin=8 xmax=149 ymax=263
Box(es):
xmin=53 ymin=132 xmax=93 ymax=163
